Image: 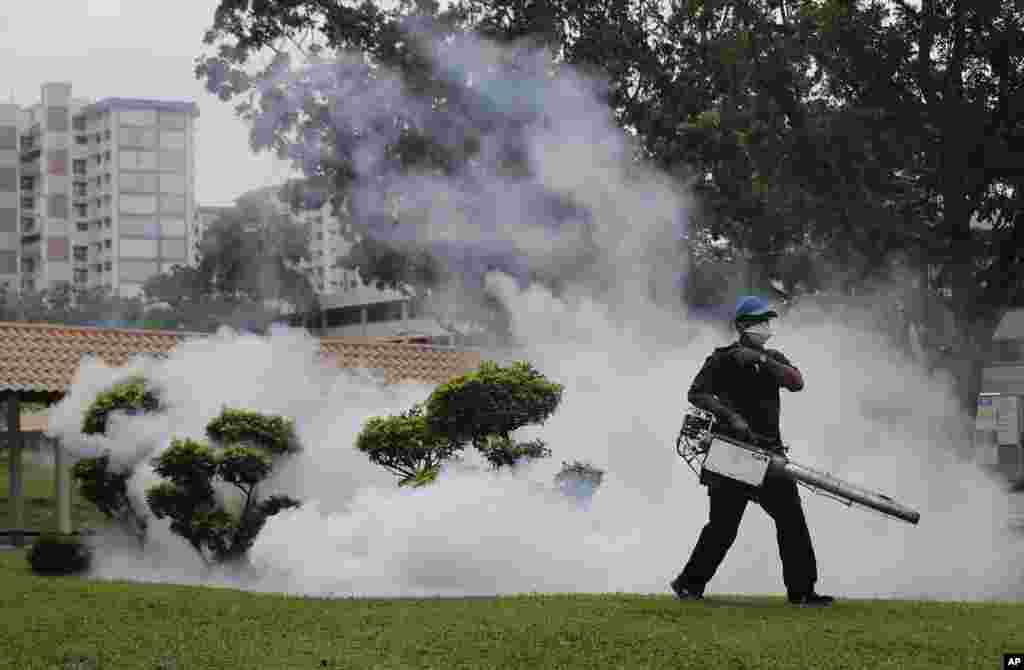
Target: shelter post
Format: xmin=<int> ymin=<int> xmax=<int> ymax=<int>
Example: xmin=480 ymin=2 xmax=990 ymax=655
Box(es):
xmin=3 ymin=391 xmax=24 ymax=547
xmin=53 ymin=438 xmax=71 ymax=535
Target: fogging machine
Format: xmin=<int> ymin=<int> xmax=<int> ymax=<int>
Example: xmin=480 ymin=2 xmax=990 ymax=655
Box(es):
xmin=676 ymin=407 xmax=921 ymax=525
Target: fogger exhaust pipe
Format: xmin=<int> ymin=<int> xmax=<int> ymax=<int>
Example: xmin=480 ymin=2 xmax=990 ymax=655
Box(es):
xmin=775 ymin=457 xmax=921 ymax=525
xmin=678 ymin=409 xmax=921 ymax=525
xmin=712 ymin=434 xmax=922 ymax=525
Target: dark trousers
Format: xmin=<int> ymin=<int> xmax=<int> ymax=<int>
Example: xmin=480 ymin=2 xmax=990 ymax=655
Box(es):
xmin=678 ymin=472 xmax=818 ymax=596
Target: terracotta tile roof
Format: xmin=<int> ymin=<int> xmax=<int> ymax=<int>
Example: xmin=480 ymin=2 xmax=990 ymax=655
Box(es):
xmin=0 ymin=321 xmax=481 ymax=394
xmin=319 ymin=337 xmax=481 ymax=386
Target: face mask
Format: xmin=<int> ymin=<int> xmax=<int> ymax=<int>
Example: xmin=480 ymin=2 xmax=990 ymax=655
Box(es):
xmin=742 ymin=321 xmax=773 ymax=346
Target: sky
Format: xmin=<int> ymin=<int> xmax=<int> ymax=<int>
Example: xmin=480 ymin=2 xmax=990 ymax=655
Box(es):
xmin=0 ymin=0 xmax=297 ymax=206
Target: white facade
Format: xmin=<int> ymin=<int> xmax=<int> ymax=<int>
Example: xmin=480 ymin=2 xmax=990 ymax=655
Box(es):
xmin=4 ymin=83 xmax=198 ymax=299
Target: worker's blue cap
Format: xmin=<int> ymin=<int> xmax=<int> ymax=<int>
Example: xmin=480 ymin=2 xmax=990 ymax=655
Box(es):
xmin=734 ymin=295 xmax=778 ymax=322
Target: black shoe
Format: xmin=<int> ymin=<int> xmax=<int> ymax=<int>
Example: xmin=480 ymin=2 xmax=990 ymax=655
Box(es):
xmin=788 ymin=592 xmax=834 ymax=607
xmin=670 ymin=577 xmax=703 ymax=600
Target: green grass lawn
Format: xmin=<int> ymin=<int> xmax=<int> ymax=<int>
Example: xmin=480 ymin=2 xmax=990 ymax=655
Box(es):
xmin=0 ymin=455 xmax=109 ymax=535
xmin=0 ymin=550 xmax=1021 ymax=670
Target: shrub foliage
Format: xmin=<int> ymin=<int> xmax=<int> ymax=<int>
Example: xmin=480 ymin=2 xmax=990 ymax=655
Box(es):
xmin=70 ymin=452 xmax=148 ymax=545
xmin=145 ymin=409 xmax=301 ymax=565
xmin=357 ymin=360 xmax=564 ymax=483
xmin=26 ymin=533 xmax=92 ymax=575
xmin=80 ymin=376 xmax=161 ymax=435
xmin=355 ymin=404 xmax=457 ymax=486
xmin=73 ymin=377 xmax=301 ymax=565
xmin=72 ymin=376 xmax=161 ymax=546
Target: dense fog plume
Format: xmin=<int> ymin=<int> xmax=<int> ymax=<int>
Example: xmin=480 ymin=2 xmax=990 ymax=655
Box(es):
xmin=41 ymin=25 xmax=1021 ymax=601
xmin=242 ymin=25 xmax=691 ymax=314
xmin=45 ymin=282 xmax=1024 ymax=601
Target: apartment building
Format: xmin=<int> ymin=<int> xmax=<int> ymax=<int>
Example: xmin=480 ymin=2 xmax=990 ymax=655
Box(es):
xmin=0 ymin=104 xmax=19 ymax=291
xmin=6 ymin=82 xmax=197 ymax=299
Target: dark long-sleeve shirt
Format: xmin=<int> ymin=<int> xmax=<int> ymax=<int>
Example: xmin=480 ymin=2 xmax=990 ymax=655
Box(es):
xmin=688 ymin=342 xmax=799 ymax=446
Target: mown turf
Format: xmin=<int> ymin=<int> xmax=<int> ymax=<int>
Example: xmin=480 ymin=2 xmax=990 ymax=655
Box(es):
xmin=0 ymin=550 xmax=1021 ymax=670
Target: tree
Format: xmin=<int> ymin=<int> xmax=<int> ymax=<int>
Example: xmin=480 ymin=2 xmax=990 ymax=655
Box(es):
xmin=424 ymin=360 xmax=563 ymax=469
xmin=356 ymin=360 xmax=563 ymax=482
xmin=198 ymin=0 xmax=1024 ymax=415
xmin=72 ymin=376 xmax=162 ymax=546
xmin=355 ymin=403 xmax=458 ymax=486
xmin=141 ymin=264 xmax=208 ymax=311
xmin=145 ymin=408 xmax=301 ymax=566
xmin=196 ymin=0 xmax=610 ymax=337
xmin=804 ymin=0 xmax=1024 ymax=415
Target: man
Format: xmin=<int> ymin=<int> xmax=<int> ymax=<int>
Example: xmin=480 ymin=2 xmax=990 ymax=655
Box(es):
xmin=671 ymin=295 xmax=834 ymax=607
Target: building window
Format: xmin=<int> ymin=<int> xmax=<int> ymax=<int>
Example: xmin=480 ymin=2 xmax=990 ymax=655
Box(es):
xmin=158 ymin=149 xmax=186 ymax=172
xmin=159 ymin=131 xmax=186 ymax=150
xmin=119 ymin=127 xmax=156 ymax=149
xmin=160 ymin=194 xmax=186 ymax=214
xmin=74 ymin=203 xmax=88 ymax=218
xmin=104 ymin=239 xmax=112 ymax=250
xmin=73 ymin=246 xmax=88 ymax=261
xmin=121 ymin=173 xmax=158 ymax=193
xmin=72 ymin=116 xmax=87 ymax=132
xmin=46 ymin=106 xmax=69 ymax=132
xmin=159 ymin=112 xmax=187 ymax=130
xmin=120 ymin=150 xmax=157 ymax=171
xmin=104 ymin=261 xmax=112 ymax=271
xmin=77 ymin=222 xmax=89 ymax=232
xmin=47 ymin=149 xmax=68 ymax=176
xmin=74 ymin=269 xmax=88 ymax=284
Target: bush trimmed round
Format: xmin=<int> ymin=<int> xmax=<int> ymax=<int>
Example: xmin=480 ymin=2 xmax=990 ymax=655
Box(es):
xmin=26 ymin=533 xmax=93 ymax=575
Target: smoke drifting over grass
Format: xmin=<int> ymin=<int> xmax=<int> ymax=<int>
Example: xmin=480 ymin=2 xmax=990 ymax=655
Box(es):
xmin=44 ymin=28 xmax=1023 ymax=601
xmin=46 ymin=286 xmax=1024 ymax=601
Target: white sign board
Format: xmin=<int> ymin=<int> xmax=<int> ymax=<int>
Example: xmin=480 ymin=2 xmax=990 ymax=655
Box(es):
xmin=702 ymin=439 xmax=770 ymax=487
xmin=995 ymin=395 xmax=1021 ymax=445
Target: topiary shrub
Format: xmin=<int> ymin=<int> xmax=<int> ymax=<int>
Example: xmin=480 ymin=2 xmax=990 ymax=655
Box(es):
xmin=73 ymin=375 xmax=161 ymax=547
xmin=145 ymin=408 xmax=302 ymax=566
xmin=480 ymin=435 xmax=552 ymax=469
xmin=355 ymin=404 xmax=458 ymax=487
xmin=70 ymin=451 xmax=148 ymax=546
xmin=26 ymin=533 xmax=92 ymax=575
xmin=81 ymin=375 xmax=161 ymax=436
xmin=425 ymin=360 xmax=563 ymax=470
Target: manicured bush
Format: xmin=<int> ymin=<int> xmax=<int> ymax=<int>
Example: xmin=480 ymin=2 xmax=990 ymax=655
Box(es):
xmin=145 ymin=408 xmax=302 ymax=566
xmin=358 ymin=361 xmax=564 ymax=482
xmin=73 ymin=375 xmax=162 ymax=546
xmin=26 ymin=533 xmax=92 ymax=575
xmin=80 ymin=376 xmax=161 ymax=436
xmin=425 ymin=361 xmax=563 ymax=451
xmin=355 ymin=404 xmax=457 ymax=487
xmin=70 ymin=451 xmax=148 ymax=546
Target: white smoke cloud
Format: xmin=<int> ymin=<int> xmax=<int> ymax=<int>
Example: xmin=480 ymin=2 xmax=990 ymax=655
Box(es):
xmin=46 ymin=285 xmax=1024 ymax=602
xmin=43 ymin=25 xmax=1024 ymax=603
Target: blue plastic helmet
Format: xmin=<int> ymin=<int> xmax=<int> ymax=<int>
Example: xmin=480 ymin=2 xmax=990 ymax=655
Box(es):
xmin=734 ymin=295 xmax=778 ymax=323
